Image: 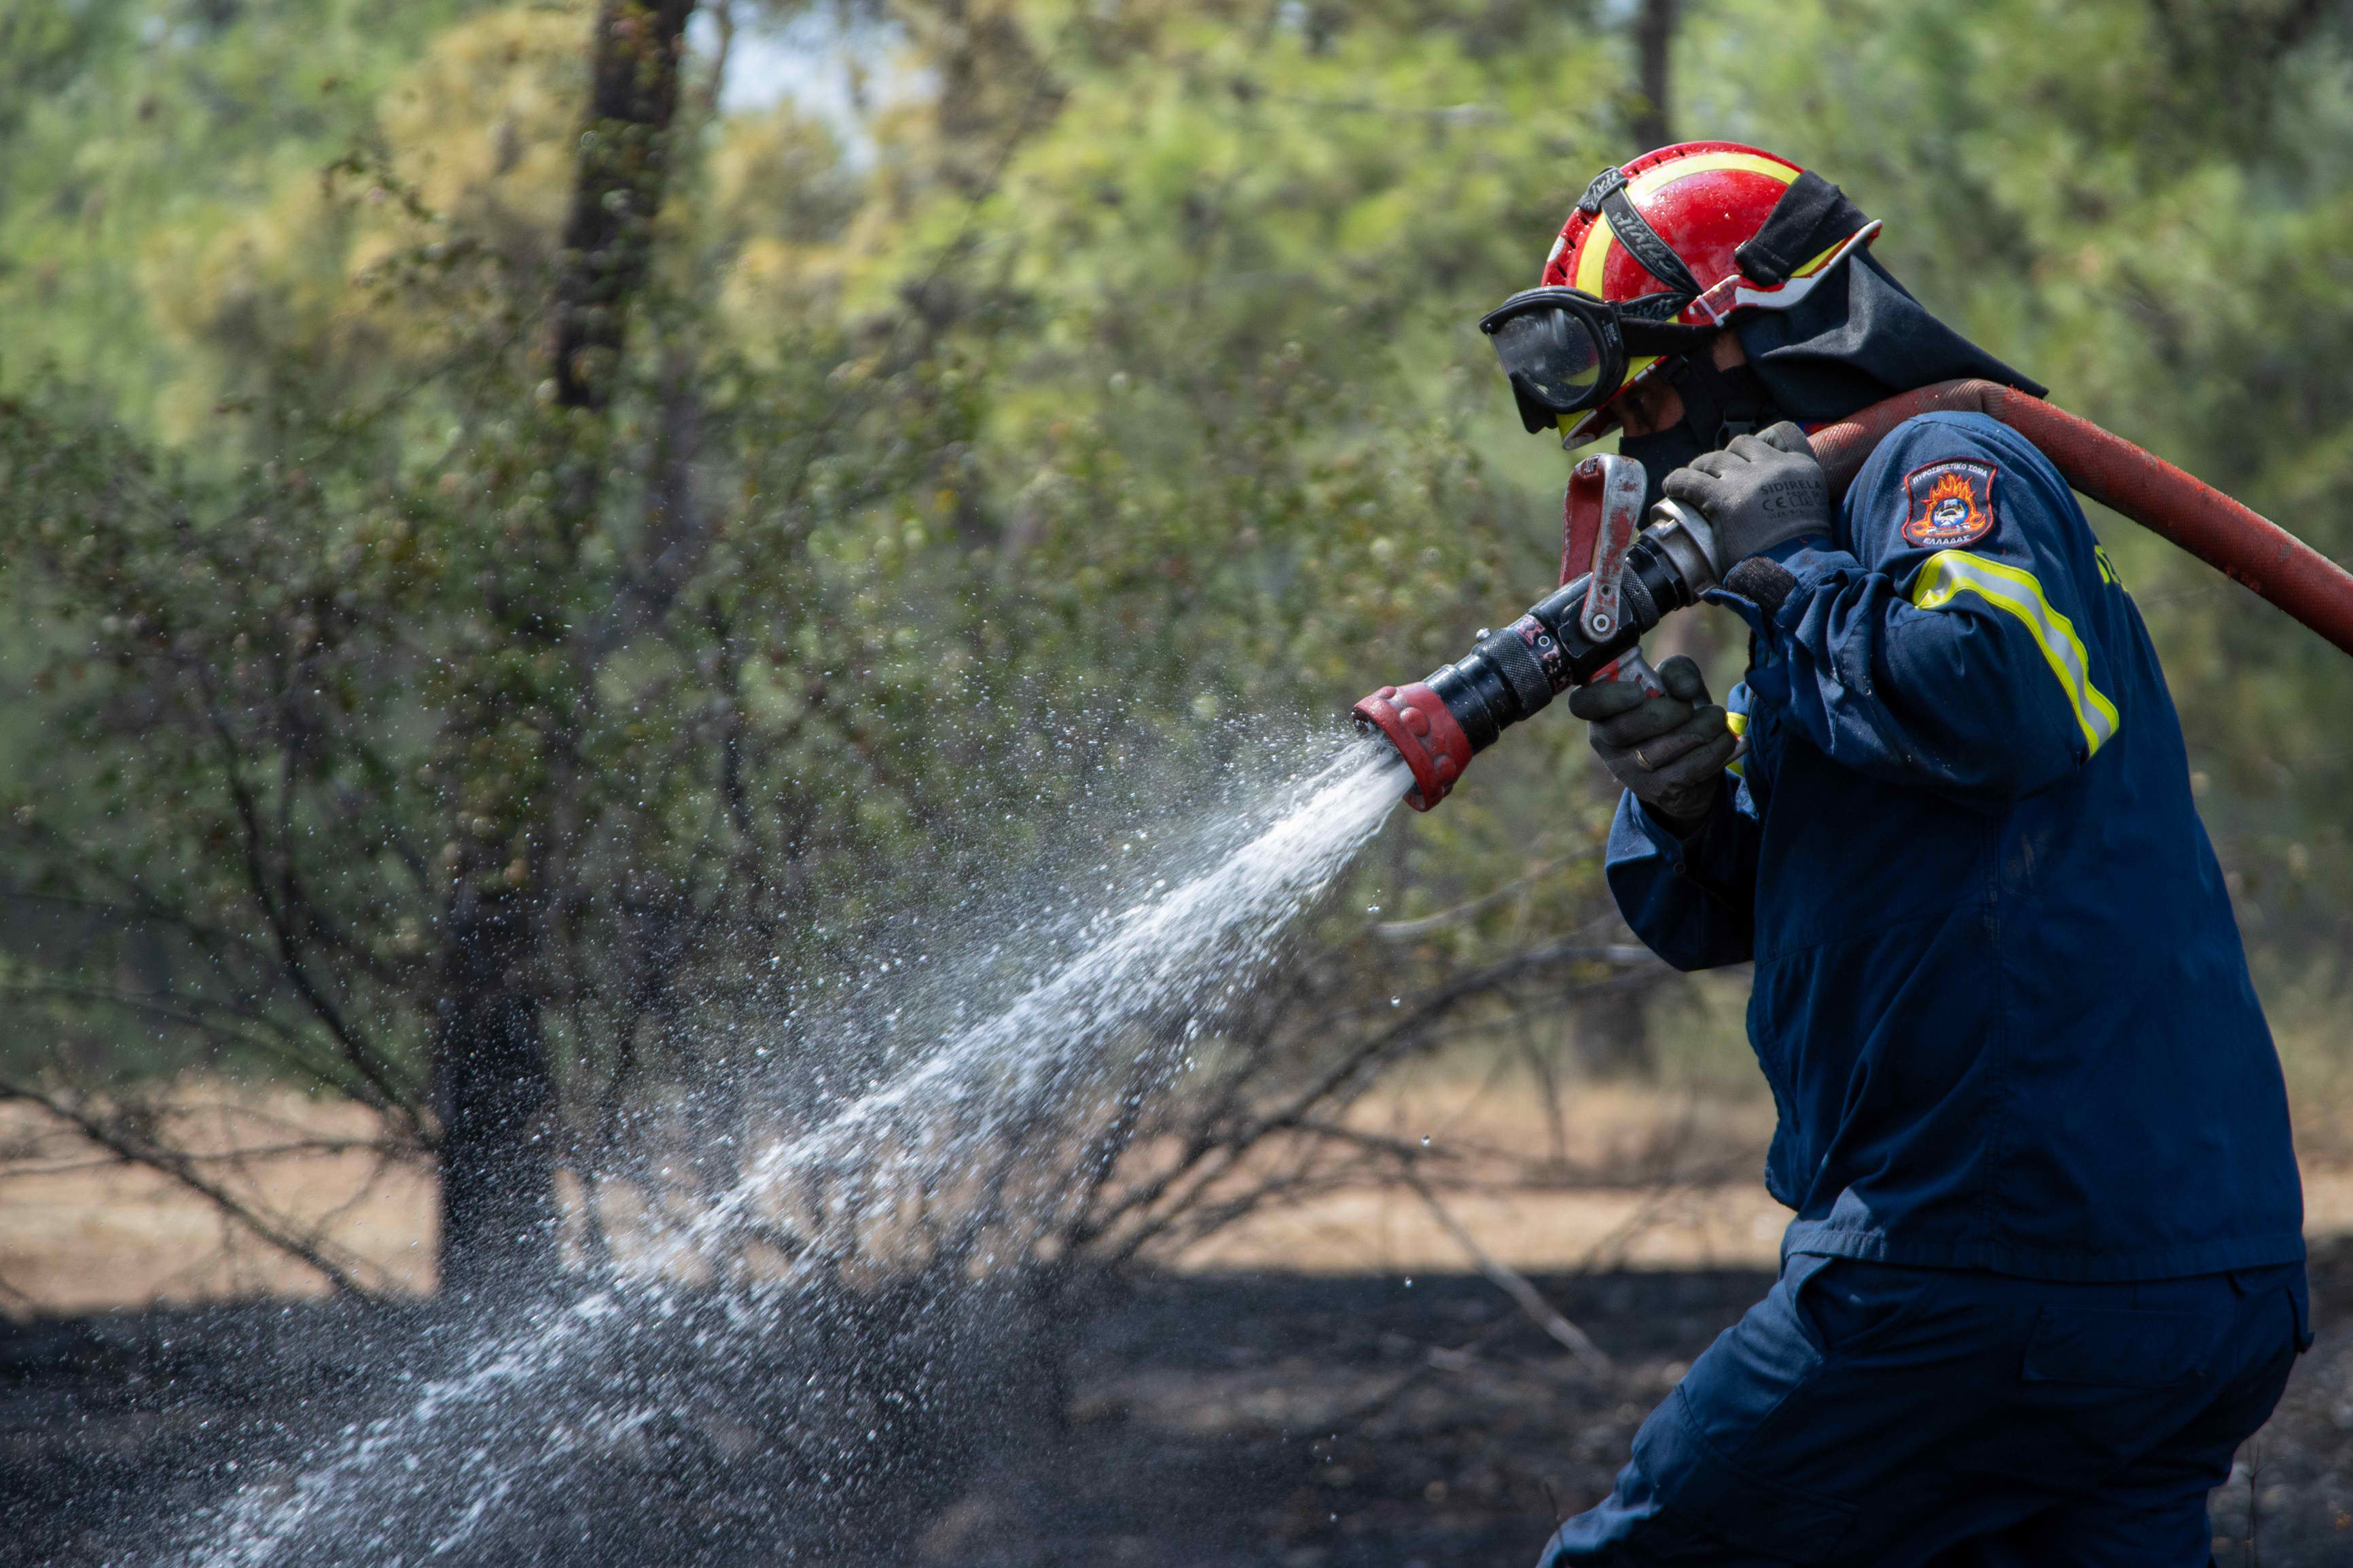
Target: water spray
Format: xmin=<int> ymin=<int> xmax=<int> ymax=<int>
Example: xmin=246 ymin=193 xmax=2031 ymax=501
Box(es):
xmin=173 ymin=740 xmax=1412 ymax=1568
xmin=1356 ymin=381 xmax=2353 ymax=808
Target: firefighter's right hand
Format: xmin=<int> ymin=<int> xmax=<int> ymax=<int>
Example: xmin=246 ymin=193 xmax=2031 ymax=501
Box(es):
xmin=1567 ymin=655 xmax=1736 ymax=830
xmin=1664 ymin=421 xmax=1829 ymax=568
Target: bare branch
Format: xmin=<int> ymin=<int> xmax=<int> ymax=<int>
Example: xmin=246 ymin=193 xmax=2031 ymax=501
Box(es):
xmin=191 ymin=661 xmax=414 ymax=1113
xmin=0 ymin=1079 xmax=391 ymax=1305
xmin=1401 ymin=1167 xmax=1613 ymax=1376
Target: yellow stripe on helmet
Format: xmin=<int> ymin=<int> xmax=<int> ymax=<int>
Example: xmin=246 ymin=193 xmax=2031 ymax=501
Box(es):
xmin=1625 ymin=151 xmax=1800 ymax=200
xmin=1789 ymin=234 xmax=1852 ymax=280
xmin=1573 ymin=213 xmax=1617 ymax=296
xmin=1909 ymin=550 xmax=2121 ymax=755
xmin=1574 ymin=153 xmax=1801 ymax=298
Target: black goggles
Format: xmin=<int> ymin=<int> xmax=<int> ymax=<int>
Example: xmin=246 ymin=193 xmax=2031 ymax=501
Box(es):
xmin=1479 ymin=288 xmax=1718 ymax=433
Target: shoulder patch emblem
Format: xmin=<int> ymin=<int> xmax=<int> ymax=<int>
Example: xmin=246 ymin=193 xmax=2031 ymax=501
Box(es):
xmin=1900 ymin=458 xmax=1998 ymax=549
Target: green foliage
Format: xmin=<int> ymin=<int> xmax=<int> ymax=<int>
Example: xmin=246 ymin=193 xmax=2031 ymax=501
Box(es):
xmin=3 ymin=0 xmax=2351 ymax=1133
xmin=0 ymin=0 xmax=488 ymax=428
xmin=824 ymin=0 xmax=1640 ymax=934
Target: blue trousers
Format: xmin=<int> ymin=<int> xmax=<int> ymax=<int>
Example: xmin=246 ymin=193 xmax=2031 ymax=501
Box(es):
xmin=1540 ymin=1255 xmax=2309 ymax=1567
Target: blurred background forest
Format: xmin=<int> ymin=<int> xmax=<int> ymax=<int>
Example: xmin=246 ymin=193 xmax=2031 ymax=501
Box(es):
xmin=2 ymin=0 xmax=2352 ymax=1313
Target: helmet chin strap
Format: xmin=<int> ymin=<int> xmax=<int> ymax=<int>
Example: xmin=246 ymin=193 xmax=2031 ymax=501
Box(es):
xmin=1668 ymin=353 xmax=1784 ymax=450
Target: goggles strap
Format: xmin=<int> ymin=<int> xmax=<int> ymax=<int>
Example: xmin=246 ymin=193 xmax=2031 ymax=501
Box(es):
xmin=1619 ymin=318 xmax=1719 ymax=355
xmin=1576 ymin=166 xmax=1702 ymax=313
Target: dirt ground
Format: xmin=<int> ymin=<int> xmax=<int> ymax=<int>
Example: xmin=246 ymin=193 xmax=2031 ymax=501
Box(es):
xmin=4 ymin=1252 xmax=2349 ymax=1567
xmin=0 ymin=1080 xmax=1799 ymax=1311
xmin=0 ymin=1089 xmax=436 ymax=1311
xmin=923 ymin=1249 xmax=2353 ymax=1568
xmin=7 ymin=1080 xmax=2353 ymax=1563
xmin=12 ymin=1080 xmax=2353 ymax=1311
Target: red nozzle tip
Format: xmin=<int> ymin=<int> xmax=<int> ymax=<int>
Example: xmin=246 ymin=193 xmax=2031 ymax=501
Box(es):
xmin=1351 ymin=681 xmax=1474 ymax=811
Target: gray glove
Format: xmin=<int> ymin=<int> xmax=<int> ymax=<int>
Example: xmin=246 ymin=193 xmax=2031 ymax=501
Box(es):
xmin=1662 ymin=421 xmax=1829 ymax=568
xmin=1566 ymin=655 xmax=1737 ymax=830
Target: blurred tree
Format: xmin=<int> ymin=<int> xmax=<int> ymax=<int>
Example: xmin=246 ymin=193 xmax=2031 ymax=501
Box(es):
xmin=1631 ymin=0 xmax=1678 ymax=151
xmin=429 ymin=0 xmax=702 ymax=1293
xmin=0 ymin=0 xmax=485 ymax=427
xmin=7 ymin=0 xmax=2350 ymax=1302
xmin=0 ymin=0 xmax=1638 ymax=1293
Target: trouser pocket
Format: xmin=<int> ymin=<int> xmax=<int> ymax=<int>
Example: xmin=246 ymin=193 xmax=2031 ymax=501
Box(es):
xmin=1789 ymin=1254 xmax=1940 ymax=1359
xmin=2018 ymin=1305 xmax=2219 ymax=1388
xmin=1623 ymin=1263 xmax=1862 ymax=1562
xmin=1630 ymin=1386 xmax=1859 ymax=1562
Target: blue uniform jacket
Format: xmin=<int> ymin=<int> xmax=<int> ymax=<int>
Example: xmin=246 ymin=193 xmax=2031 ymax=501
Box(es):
xmin=1605 ymin=412 xmax=2305 ymax=1281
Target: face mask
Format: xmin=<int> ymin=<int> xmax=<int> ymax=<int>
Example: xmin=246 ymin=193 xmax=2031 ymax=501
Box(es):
xmin=1619 ymin=356 xmax=1791 ymax=513
xmin=1672 ymin=354 xmax=1785 ymax=449
xmin=1618 ymin=424 xmax=1709 ymax=515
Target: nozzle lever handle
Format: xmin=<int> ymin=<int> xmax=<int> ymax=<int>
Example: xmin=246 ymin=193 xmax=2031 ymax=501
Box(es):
xmin=1576 ymin=455 xmax=1647 ymax=641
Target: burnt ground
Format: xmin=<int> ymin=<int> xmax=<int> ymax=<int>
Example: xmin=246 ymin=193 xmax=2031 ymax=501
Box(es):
xmin=3 ymin=1247 xmax=2351 ymax=1567
xmin=927 ymin=1250 xmax=2353 ymax=1568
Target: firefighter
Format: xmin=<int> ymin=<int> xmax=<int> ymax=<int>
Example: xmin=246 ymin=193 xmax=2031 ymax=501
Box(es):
xmin=1481 ymin=144 xmax=2310 ymax=1566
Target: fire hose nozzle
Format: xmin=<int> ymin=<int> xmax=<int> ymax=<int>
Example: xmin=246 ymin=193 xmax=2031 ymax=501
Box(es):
xmin=1352 ymin=506 xmax=1710 ymax=811
xmin=1354 ymin=454 xmax=1720 ymax=812
xmin=1352 ymin=682 xmax=1474 ymax=811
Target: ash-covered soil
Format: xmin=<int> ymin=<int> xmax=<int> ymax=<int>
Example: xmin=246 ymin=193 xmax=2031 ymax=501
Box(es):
xmin=930 ymin=1249 xmax=2353 ymax=1567
xmin=2 ymin=1248 xmax=2348 ymax=1567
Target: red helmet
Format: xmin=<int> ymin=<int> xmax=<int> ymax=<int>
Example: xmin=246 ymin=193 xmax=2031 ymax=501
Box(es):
xmin=1488 ymin=141 xmax=1881 ymax=443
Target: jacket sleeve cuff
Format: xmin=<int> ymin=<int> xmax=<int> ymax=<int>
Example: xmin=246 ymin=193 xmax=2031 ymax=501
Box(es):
xmin=1630 ymin=789 xmax=1728 ymax=864
xmin=1761 ymin=533 xmax=1851 ymax=579
xmin=1760 ymin=533 xmax=1832 ymax=564
xmin=1749 ymin=535 xmax=1859 ymax=631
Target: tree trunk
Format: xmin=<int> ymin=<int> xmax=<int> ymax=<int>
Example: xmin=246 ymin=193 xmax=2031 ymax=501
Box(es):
xmin=1577 ymin=981 xmax=1657 ymax=1080
xmin=550 ymin=0 xmax=699 ymax=413
xmin=1631 ymin=0 xmax=1678 ymax=153
xmin=432 ymin=0 xmax=697 ymax=1294
xmin=435 ymin=886 xmax=559 ymax=1294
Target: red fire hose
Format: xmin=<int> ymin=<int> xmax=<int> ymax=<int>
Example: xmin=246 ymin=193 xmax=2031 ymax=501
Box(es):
xmin=1809 ymin=379 xmax=2353 ymax=656
xmin=1354 ymin=380 xmax=2353 ymax=811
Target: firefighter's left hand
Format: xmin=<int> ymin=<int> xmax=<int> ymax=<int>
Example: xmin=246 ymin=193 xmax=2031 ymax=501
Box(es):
xmin=1568 ymin=655 xmax=1737 ymax=830
xmin=1664 ymin=420 xmax=1829 ymax=568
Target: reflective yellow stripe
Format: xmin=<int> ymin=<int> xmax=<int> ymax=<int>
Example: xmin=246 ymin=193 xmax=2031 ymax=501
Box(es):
xmin=1723 ymin=708 xmax=1749 ymax=780
xmin=2094 ymin=545 xmax=2123 ymax=587
xmin=1910 ymin=550 xmax=2121 ymax=754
